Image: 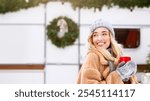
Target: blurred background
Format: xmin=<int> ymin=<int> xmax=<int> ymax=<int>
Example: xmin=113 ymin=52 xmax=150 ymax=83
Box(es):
xmin=0 ymin=0 xmax=150 ymax=84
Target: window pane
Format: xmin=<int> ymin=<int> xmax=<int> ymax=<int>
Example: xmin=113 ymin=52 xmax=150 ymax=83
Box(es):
xmin=114 ymin=28 xmax=140 ymax=48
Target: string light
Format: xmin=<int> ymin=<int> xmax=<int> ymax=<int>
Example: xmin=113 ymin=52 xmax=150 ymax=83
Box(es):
xmin=25 ymin=0 xmax=29 ymax=3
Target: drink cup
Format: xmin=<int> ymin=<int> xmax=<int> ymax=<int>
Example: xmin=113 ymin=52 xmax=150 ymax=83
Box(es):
xmin=119 ymin=56 xmax=131 ymax=63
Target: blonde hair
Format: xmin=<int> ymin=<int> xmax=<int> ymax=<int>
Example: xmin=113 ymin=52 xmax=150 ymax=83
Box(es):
xmin=88 ymin=32 xmax=123 ymax=65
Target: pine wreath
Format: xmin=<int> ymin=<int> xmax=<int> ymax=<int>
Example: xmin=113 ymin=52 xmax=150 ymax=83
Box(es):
xmin=47 ymin=16 xmax=79 ymax=48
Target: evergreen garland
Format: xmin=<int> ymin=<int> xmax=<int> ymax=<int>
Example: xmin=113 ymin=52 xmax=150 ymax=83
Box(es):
xmin=1 ymin=0 xmax=150 ymax=14
xmin=47 ymin=16 xmax=79 ymax=48
xmin=65 ymin=0 xmax=150 ymax=11
xmin=64 ymin=0 xmax=150 ymax=9
xmin=0 ymin=0 xmax=49 ymax=14
xmin=146 ymin=52 xmax=150 ymax=72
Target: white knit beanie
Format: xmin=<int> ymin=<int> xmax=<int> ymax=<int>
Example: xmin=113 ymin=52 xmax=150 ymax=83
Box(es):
xmin=89 ymin=19 xmax=115 ymax=36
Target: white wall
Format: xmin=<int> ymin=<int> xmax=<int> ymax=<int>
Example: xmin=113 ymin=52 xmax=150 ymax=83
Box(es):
xmin=0 ymin=25 xmax=44 ymax=64
xmin=0 ymin=4 xmax=46 ymax=84
xmin=0 ymin=2 xmax=150 ymax=84
xmin=80 ymin=6 xmax=150 ymax=25
xmin=0 ymin=5 xmax=45 ymax=24
xmin=0 ymin=70 xmax=44 ymax=84
xmin=45 ymin=65 xmax=78 ymax=84
xmin=0 ymin=2 xmax=79 ymax=84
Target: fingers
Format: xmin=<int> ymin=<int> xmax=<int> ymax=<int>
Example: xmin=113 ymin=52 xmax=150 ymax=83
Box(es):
xmin=118 ymin=61 xmax=126 ymax=67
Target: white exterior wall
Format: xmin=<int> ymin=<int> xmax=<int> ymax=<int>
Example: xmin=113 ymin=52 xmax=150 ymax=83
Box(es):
xmin=0 ymin=2 xmax=150 ymax=84
xmin=0 ymin=70 xmax=44 ymax=84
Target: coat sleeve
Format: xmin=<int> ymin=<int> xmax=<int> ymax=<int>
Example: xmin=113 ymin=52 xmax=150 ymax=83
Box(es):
xmin=106 ymin=71 xmax=138 ymax=84
xmin=76 ymin=52 xmax=138 ymax=84
xmin=77 ymin=52 xmax=106 ymax=84
xmin=106 ymin=71 xmax=124 ymax=84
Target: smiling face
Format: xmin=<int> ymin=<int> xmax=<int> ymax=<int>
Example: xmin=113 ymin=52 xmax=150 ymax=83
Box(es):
xmin=92 ymin=27 xmax=111 ymax=49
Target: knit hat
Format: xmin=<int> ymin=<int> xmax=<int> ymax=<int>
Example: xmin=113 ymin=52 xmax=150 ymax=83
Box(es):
xmin=89 ymin=19 xmax=115 ymax=36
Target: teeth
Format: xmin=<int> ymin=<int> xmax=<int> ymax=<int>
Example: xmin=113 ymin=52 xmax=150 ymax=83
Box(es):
xmin=98 ymin=42 xmax=104 ymax=46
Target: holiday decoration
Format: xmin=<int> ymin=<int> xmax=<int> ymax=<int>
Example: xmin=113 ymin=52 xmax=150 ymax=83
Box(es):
xmin=146 ymin=52 xmax=150 ymax=72
xmin=1 ymin=0 xmax=150 ymax=14
xmin=0 ymin=0 xmax=49 ymax=14
xmin=47 ymin=16 xmax=79 ymax=48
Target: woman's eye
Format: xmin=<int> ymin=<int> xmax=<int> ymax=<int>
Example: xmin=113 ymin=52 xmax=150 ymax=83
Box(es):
xmin=102 ymin=33 xmax=107 ymax=36
xmin=93 ymin=34 xmax=97 ymax=37
xmin=102 ymin=33 xmax=105 ymax=36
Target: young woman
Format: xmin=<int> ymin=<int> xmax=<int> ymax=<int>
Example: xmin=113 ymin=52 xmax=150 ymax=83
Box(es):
xmin=77 ymin=19 xmax=138 ymax=84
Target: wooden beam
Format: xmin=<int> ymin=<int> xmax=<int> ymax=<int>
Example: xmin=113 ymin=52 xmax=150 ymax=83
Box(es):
xmin=0 ymin=64 xmax=44 ymax=70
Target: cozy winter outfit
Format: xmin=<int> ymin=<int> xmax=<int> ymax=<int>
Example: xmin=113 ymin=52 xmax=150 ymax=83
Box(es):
xmin=77 ymin=49 xmax=138 ymax=84
xmin=77 ymin=19 xmax=138 ymax=84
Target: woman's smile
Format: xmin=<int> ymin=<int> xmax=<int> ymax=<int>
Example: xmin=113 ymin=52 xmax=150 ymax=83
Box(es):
xmin=97 ymin=42 xmax=105 ymax=46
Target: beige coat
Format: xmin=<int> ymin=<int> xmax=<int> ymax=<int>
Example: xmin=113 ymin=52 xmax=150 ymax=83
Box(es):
xmin=77 ymin=50 xmax=138 ymax=84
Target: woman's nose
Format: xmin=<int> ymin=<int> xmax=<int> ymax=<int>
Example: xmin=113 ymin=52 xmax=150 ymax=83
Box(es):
xmin=97 ymin=35 xmax=103 ymax=40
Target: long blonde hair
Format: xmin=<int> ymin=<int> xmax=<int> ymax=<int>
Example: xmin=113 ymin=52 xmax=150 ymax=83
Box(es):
xmin=88 ymin=31 xmax=123 ymax=65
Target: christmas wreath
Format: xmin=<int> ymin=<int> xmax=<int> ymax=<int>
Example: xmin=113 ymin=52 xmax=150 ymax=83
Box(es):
xmin=47 ymin=16 xmax=79 ymax=48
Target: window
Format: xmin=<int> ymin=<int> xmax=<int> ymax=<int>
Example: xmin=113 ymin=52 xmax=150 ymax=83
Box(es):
xmin=114 ymin=28 xmax=140 ymax=48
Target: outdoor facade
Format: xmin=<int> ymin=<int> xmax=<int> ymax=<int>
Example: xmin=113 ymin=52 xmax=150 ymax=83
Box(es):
xmin=0 ymin=1 xmax=150 ymax=83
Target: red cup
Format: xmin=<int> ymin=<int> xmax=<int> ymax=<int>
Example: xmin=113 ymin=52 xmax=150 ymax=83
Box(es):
xmin=119 ymin=56 xmax=131 ymax=63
